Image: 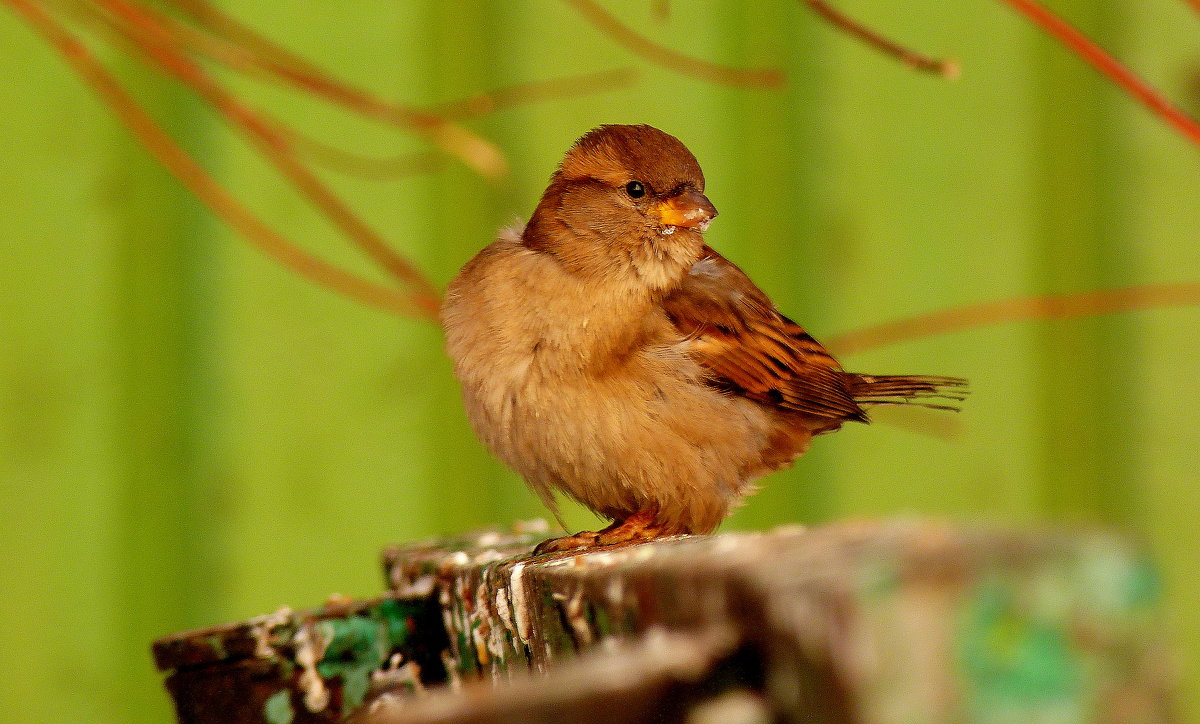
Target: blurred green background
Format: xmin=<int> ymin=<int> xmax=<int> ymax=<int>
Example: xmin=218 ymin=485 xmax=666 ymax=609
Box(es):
xmin=1 ymin=1 xmax=1197 ymax=721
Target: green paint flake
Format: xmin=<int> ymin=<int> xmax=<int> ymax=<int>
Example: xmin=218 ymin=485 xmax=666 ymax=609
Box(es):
xmin=340 ymin=663 xmax=373 ymax=716
xmin=858 ymin=556 xmax=901 ymax=600
xmin=958 ymin=577 xmax=1085 ymax=719
xmin=590 ymin=605 xmax=614 ymax=637
xmin=1125 ymin=560 xmax=1161 ymax=609
xmin=263 ymin=690 xmax=294 ymax=724
xmin=318 ymin=616 xmax=382 ymax=662
xmin=203 ymin=634 xmax=227 ymax=661
xmin=452 ymin=629 xmax=474 ymax=673
xmin=376 ymin=599 xmax=412 ymax=647
xmin=308 ymin=603 xmax=422 ymax=718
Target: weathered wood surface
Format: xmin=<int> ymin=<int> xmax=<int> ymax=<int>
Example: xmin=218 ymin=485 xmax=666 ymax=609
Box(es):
xmin=374 ymin=521 xmax=1174 ymax=723
xmin=153 ymin=594 xmax=450 ymax=724
xmin=153 ymin=521 xmax=1176 ymax=723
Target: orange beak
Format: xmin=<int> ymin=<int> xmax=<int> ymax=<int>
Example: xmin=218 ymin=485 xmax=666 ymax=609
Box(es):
xmin=652 ymin=188 xmax=718 ymax=228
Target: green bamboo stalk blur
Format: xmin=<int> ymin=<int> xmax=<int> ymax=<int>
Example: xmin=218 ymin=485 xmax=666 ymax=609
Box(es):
xmin=1 ymin=1 xmax=1197 ymax=722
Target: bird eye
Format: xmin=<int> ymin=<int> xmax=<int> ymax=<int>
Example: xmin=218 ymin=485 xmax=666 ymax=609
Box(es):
xmin=625 ymin=180 xmax=646 ymax=199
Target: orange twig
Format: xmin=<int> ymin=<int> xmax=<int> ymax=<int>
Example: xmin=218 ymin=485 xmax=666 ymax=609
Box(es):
xmin=826 ymin=282 xmax=1200 ymax=357
xmin=270 ymin=69 xmax=638 ymax=180
xmin=562 ymin=0 xmax=784 ymax=88
xmin=288 ymin=133 xmax=443 ymax=181
xmin=4 ymin=0 xmax=432 ymax=319
xmin=802 ymin=0 xmax=958 ymax=78
xmin=434 ymin=68 xmax=640 ymax=120
xmin=83 ymin=0 xmax=442 ymax=311
xmin=159 ymin=0 xmax=507 ymax=178
xmin=999 ymin=0 xmax=1200 ymax=147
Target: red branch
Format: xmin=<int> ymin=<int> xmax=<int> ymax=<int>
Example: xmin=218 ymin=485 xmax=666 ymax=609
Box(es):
xmin=803 ymin=0 xmax=958 ymax=78
xmin=160 ymin=0 xmax=507 ymax=178
xmin=83 ymin=0 xmax=442 ymax=311
xmin=5 ymin=0 xmax=435 ymax=319
xmin=563 ymin=0 xmax=785 ymax=88
xmin=433 ymin=68 xmax=640 ymax=120
xmin=827 ymin=282 xmax=1200 ymax=356
xmin=999 ymin=0 xmax=1200 ymax=147
xmin=285 ymin=69 xmax=639 ymax=180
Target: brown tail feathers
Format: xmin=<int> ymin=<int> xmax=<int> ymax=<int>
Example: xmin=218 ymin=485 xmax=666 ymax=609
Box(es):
xmin=845 ymin=374 xmax=968 ymax=412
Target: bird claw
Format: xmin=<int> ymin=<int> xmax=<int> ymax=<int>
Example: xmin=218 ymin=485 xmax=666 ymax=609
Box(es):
xmin=532 ymin=532 xmax=602 ymax=555
xmin=532 ymin=510 xmax=670 ymax=555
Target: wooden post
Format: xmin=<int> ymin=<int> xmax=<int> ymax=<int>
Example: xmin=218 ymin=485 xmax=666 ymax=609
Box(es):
xmin=371 ymin=521 xmax=1174 ymax=723
xmin=153 ymin=522 xmax=1176 ymax=723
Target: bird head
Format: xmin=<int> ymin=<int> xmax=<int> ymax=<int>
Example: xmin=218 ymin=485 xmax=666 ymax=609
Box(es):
xmin=525 ymin=124 xmax=718 ymax=288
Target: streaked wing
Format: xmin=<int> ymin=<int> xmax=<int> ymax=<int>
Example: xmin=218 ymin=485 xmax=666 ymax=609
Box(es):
xmin=662 ymin=248 xmax=866 ymax=422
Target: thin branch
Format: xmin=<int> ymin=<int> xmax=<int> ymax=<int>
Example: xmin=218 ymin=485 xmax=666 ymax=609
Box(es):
xmin=81 ymin=0 xmax=442 ymax=309
xmin=999 ymin=0 xmax=1200 ymax=147
xmin=562 ymin=0 xmax=784 ymax=88
xmin=826 ymin=282 xmax=1200 ymax=357
xmin=802 ymin=0 xmax=958 ymax=78
xmin=158 ymin=0 xmax=507 ymax=178
xmin=287 ymin=133 xmax=443 ymax=181
xmin=257 ymin=69 xmax=639 ymax=180
xmin=4 ymin=0 xmax=434 ymax=319
xmin=433 ymin=68 xmax=640 ymax=120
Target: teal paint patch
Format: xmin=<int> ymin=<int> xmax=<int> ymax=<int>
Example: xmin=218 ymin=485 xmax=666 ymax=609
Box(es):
xmin=377 ymin=599 xmax=412 ymax=648
xmin=263 ymin=690 xmax=294 ymax=724
xmin=319 ymin=616 xmax=383 ymax=662
xmin=958 ymin=576 xmax=1085 ymax=720
xmin=307 ymin=601 xmax=426 ymax=717
xmin=1126 ymin=559 xmax=1161 ymax=609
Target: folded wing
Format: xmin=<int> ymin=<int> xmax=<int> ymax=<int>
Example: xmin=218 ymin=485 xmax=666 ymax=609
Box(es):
xmin=662 ymin=248 xmax=966 ymax=424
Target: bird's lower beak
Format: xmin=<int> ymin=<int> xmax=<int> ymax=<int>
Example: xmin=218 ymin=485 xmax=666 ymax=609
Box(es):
xmin=652 ymin=189 xmax=718 ymax=229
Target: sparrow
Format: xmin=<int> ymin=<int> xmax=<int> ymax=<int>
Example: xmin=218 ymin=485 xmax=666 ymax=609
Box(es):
xmin=442 ymin=124 xmax=966 ymax=553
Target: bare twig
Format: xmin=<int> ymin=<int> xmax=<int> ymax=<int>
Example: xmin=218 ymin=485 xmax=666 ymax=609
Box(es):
xmin=562 ymin=0 xmax=785 ymax=88
xmin=5 ymin=0 xmax=434 ymax=319
xmin=268 ymin=69 xmax=638 ymax=180
xmin=80 ymin=0 xmax=442 ymax=311
xmin=288 ymin=133 xmax=443 ymax=181
xmin=803 ymin=0 xmax=958 ymax=78
xmin=160 ymin=0 xmax=507 ymax=178
xmin=999 ymin=0 xmax=1200 ymax=147
xmin=826 ymin=282 xmax=1200 ymax=356
xmin=434 ymin=68 xmax=640 ymax=120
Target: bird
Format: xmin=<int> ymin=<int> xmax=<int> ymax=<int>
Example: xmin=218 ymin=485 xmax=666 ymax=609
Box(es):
xmin=441 ymin=124 xmax=966 ymax=553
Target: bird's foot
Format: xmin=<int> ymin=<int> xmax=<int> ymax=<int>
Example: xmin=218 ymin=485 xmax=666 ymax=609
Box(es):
xmin=532 ymin=509 xmax=669 ymax=555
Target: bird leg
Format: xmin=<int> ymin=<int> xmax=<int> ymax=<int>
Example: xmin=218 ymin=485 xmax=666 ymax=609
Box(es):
xmin=533 ymin=509 xmax=670 ymax=554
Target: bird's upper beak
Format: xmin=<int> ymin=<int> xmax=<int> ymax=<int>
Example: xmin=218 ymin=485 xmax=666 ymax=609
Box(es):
xmin=652 ymin=188 xmax=718 ymax=229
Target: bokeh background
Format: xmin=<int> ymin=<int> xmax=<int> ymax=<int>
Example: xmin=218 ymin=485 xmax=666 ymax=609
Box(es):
xmin=2 ymin=1 xmax=1198 ymax=721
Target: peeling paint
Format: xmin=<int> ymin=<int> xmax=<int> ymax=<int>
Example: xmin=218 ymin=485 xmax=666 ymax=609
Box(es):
xmin=510 ymin=561 xmax=532 ymax=645
xmin=251 ymin=606 xmax=294 ymax=659
xmin=293 ymin=622 xmax=331 ymax=713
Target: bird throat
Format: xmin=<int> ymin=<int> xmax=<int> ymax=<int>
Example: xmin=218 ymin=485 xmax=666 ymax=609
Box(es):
xmin=629 ymin=228 xmax=704 ymax=293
